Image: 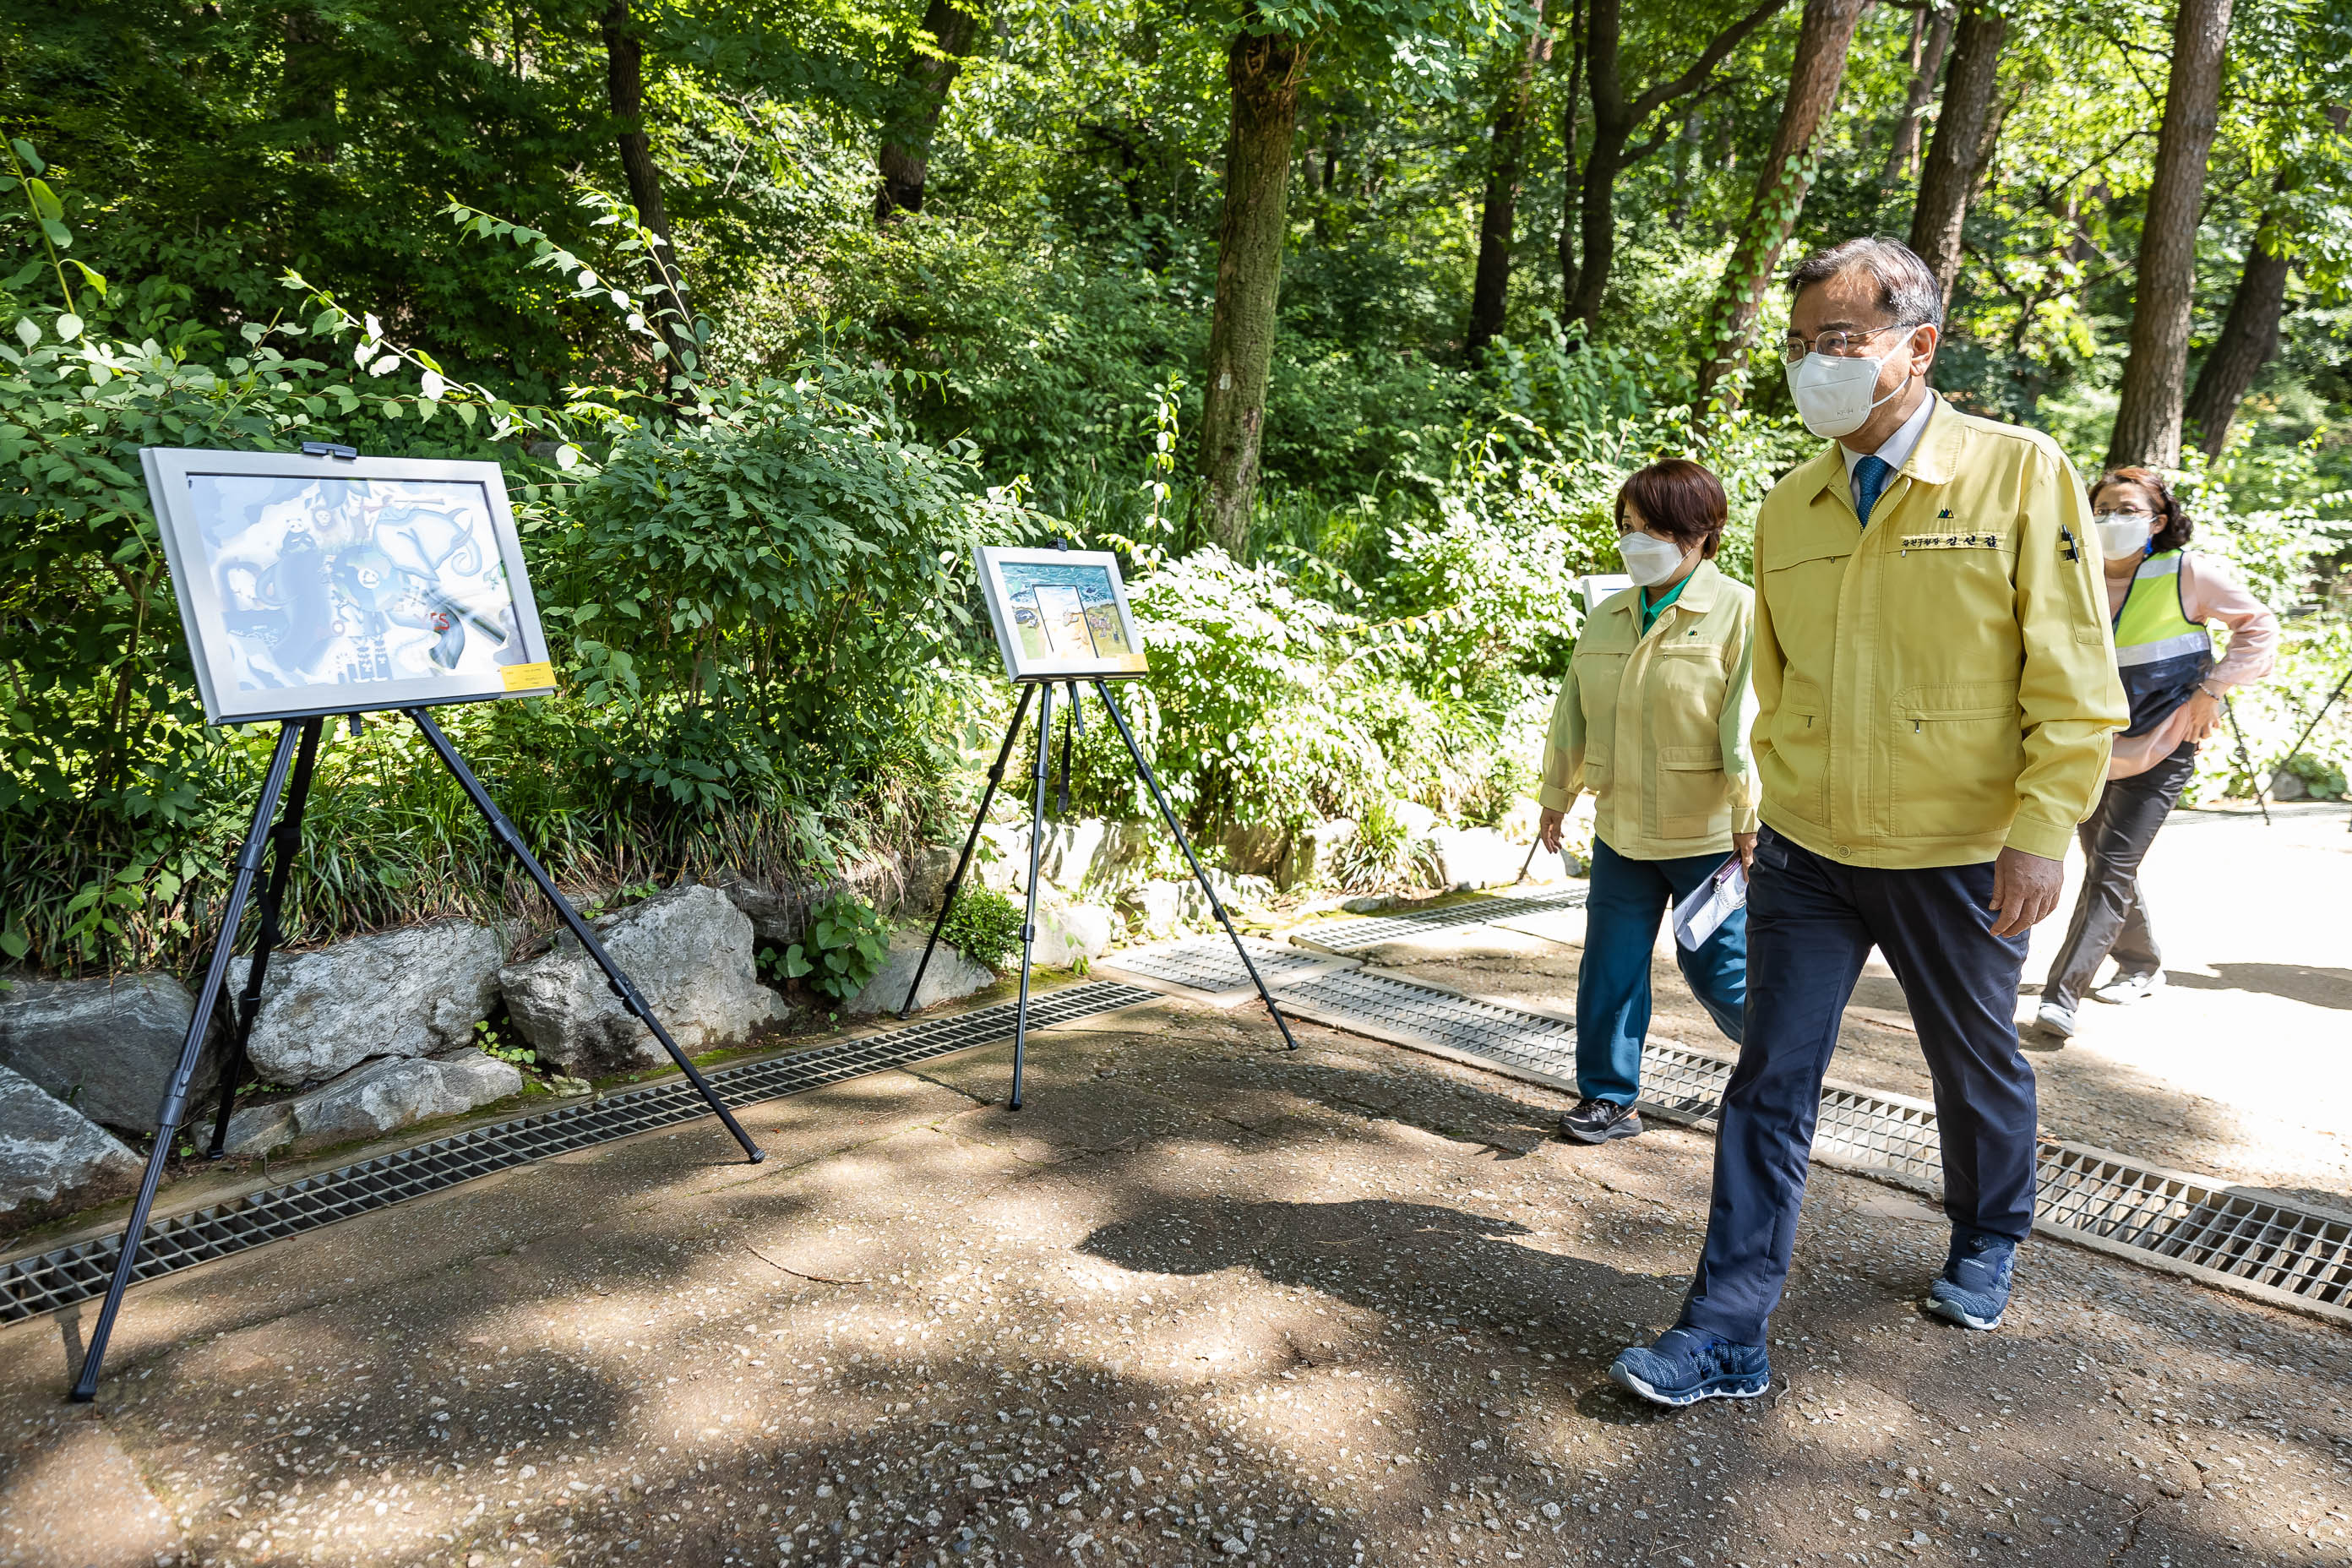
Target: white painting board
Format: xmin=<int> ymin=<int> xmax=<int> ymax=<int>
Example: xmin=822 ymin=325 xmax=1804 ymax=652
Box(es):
xmin=141 ymin=448 xmax=556 ymax=725
xmin=974 ymin=547 xmax=1150 ymax=683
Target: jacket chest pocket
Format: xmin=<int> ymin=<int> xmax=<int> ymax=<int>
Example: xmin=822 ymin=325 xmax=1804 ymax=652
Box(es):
xmin=1646 ymin=645 xmax=1732 ymax=840
xmin=1883 ymin=538 xmax=2017 ymax=655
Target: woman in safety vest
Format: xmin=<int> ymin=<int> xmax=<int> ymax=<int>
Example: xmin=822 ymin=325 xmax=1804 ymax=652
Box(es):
xmin=2034 ymin=467 xmax=2277 ymax=1040
xmin=1537 ymin=460 xmax=1757 ymax=1142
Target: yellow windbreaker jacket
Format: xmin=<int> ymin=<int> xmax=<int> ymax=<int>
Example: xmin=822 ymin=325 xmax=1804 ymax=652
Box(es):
xmin=1751 ymin=398 xmax=2127 ymax=868
xmin=1539 ymin=558 xmax=1760 ymax=860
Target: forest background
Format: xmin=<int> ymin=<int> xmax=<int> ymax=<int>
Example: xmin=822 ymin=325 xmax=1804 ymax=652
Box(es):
xmin=3 ymin=0 xmax=2349 ymax=978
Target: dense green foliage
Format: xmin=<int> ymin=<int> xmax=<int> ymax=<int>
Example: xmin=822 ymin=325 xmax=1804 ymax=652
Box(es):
xmin=3 ymin=0 xmax=2348 ymax=975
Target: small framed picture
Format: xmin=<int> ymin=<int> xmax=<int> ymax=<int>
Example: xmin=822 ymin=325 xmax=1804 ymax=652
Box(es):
xmin=974 ymin=547 xmax=1151 ymax=683
xmin=141 ymin=448 xmax=557 ymax=726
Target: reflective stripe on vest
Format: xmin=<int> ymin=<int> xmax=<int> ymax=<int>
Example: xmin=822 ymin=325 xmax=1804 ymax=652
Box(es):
xmin=2113 ymin=550 xmax=2211 ymax=737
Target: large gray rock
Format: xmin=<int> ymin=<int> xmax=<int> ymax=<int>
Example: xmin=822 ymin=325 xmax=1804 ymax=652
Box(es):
xmin=1119 ymin=879 xmax=1184 ymax=939
xmin=0 ymin=1065 xmax=140 ymax=1227
xmin=222 ymin=1048 xmax=525 ymax=1155
xmin=0 ymin=972 xmax=217 ymax=1134
xmin=716 ymin=847 xmax=962 ymax=945
xmin=1429 ymin=825 xmax=1528 ymax=891
xmin=230 ymin=921 xmax=505 ymax=1084
xmin=1277 ymin=819 xmax=1358 ymax=891
xmin=1031 ymin=901 xmax=1117 ymax=967
xmin=842 ymin=928 xmax=995 ymax=1018
xmin=1219 ymin=824 xmax=1289 ymax=879
xmin=499 ymin=885 xmax=782 ymax=1077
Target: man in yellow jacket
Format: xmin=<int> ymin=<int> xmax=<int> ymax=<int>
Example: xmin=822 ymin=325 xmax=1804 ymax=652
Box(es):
xmin=1610 ymin=237 xmax=2126 ymax=1407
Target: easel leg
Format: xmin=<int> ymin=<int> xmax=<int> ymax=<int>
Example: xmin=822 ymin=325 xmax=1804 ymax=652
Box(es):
xmin=901 ymin=685 xmax=1037 ymax=1018
xmin=1008 ymin=683 xmax=1056 ymax=1111
xmin=71 ymin=720 xmax=308 ymax=1402
xmin=207 ymin=716 xmax=324 ymax=1158
xmin=1093 ymin=681 xmax=1303 ymax=1051
xmin=405 ymin=708 xmax=765 ymax=1164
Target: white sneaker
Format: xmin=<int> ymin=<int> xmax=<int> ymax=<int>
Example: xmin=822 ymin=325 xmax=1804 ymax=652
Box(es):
xmin=2092 ymin=970 xmax=2166 ymax=1005
xmin=2034 ymin=1001 xmax=2077 ymax=1039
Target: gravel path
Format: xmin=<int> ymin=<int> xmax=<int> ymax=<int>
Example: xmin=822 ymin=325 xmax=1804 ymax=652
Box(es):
xmin=4 ymin=987 xmax=2349 ymax=1568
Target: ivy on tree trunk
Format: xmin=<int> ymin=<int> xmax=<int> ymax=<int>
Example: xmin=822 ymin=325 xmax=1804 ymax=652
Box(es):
xmin=601 ymin=0 xmax=694 ymax=389
xmin=1466 ymin=3 xmax=1547 ymax=362
xmin=1694 ymin=0 xmax=1867 ymax=409
xmin=1908 ymin=0 xmax=2008 ymax=307
xmin=2108 ymin=0 xmax=2236 ymax=470
xmin=1200 ymin=26 xmax=1305 ymax=558
xmin=875 ymin=0 xmax=988 ymax=223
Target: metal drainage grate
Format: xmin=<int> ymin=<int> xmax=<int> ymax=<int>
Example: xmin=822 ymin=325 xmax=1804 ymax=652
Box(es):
xmin=1275 ymin=971 xmax=1582 ymax=1086
xmin=0 ymin=981 xmax=1156 ymax=1324
xmin=1106 ymin=935 xmax=1336 ymax=993
xmin=1298 ymin=885 xmax=1588 ymax=953
xmin=2037 ymin=1145 xmax=2352 ymax=1310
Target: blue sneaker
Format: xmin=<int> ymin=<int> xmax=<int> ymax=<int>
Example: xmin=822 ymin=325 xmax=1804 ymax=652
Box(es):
xmin=1608 ymin=1327 xmax=1772 ymax=1407
xmin=1925 ymin=1233 xmax=2016 ymax=1329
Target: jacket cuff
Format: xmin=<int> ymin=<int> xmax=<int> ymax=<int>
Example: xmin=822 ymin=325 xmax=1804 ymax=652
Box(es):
xmin=2003 ymin=812 xmax=2077 ymax=863
xmin=1538 ymin=784 xmax=1578 ymax=813
xmin=1733 ymin=801 xmax=1760 ymax=835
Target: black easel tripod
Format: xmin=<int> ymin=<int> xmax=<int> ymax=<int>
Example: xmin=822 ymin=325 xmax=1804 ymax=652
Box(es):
xmin=67 ymin=705 xmax=765 ymax=1402
xmin=897 ymin=676 xmax=1300 ymax=1108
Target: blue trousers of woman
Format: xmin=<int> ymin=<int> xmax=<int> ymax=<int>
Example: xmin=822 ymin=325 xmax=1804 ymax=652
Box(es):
xmin=1576 ymin=836 xmax=1748 ymax=1105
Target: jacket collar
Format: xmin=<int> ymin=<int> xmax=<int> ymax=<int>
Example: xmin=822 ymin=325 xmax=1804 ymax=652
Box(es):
xmin=1803 ymin=392 xmax=1964 ymax=507
xmin=1614 ymin=557 xmax=1721 ymax=625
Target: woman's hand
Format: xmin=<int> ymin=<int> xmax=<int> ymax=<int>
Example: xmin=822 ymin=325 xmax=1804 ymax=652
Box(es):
xmin=2183 ymin=689 xmax=2224 ymax=743
xmin=1539 ymin=807 xmax=1565 ymax=853
xmin=1734 ymin=832 xmax=1756 ymax=872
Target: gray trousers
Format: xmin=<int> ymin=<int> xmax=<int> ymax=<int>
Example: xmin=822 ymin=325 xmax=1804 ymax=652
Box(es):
xmin=2042 ymin=740 xmax=2198 ymax=1011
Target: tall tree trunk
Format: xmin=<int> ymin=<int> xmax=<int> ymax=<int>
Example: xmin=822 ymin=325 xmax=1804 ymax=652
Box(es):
xmin=2180 ymin=229 xmax=2287 ymax=455
xmin=1467 ymin=5 xmax=1548 ymax=361
xmin=1907 ymin=0 xmax=2007 ymax=305
xmin=1567 ymin=0 xmax=1787 ymax=329
xmin=279 ymin=5 xmax=340 ymax=163
xmin=1557 ymin=0 xmax=1588 ymax=324
xmin=1880 ymin=0 xmax=1955 ymax=183
xmin=874 ymin=0 xmax=988 ymax=222
xmin=1694 ymin=0 xmax=1868 ymax=406
xmin=2108 ymin=0 xmax=2236 ymax=470
xmin=601 ymin=0 xmax=694 ymax=382
xmin=1200 ymin=28 xmax=1305 ymax=557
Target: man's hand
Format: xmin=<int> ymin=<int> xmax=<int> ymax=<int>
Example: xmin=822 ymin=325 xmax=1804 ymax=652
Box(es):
xmin=1539 ymin=807 xmax=1565 ymax=853
xmin=2182 ymin=689 xmax=2224 ymax=743
xmin=1988 ymin=847 xmax=2063 ymax=938
xmin=1733 ymin=831 xmax=1756 ymax=872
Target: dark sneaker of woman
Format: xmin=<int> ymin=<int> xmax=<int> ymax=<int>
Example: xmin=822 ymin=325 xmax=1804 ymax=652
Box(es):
xmin=1559 ymin=1098 xmax=1642 ymax=1144
xmin=1608 ymin=1327 xmax=1771 ymax=1407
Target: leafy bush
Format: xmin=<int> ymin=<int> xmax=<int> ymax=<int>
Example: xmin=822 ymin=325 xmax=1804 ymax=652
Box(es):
xmin=770 ymin=891 xmax=892 ymax=1002
xmin=940 ymin=883 xmax=1023 ymax=972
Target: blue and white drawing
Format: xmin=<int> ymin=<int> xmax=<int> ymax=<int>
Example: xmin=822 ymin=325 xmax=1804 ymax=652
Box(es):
xmin=187 ymin=476 xmax=525 ymax=694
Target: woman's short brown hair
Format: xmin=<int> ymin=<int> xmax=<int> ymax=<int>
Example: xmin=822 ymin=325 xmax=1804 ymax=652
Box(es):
xmin=1616 ymin=459 xmax=1729 ymax=559
xmin=2090 ymin=466 xmax=2194 ymax=553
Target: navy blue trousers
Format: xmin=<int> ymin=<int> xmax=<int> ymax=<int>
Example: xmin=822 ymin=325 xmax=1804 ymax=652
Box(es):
xmin=1677 ymin=825 xmax=2036 ymax=1345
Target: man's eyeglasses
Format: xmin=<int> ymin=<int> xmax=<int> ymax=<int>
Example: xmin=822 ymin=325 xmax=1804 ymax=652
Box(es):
xmin=1780 ymin=323 xmax=1920 ymax=366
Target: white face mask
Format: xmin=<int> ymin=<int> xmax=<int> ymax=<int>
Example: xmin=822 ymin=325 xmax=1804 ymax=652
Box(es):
xmin=1785 ymin=344 xmax=1913 ymax=440
xmin=2094 ymin=513 xmax=2156 ymax=559
xmin=1618 ymin=532 xmax=1691 ymax=588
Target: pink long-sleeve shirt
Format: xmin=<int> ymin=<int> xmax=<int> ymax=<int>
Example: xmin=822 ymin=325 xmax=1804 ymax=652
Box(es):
xmin=2104 ymin=551 xmax=2278 ymax=779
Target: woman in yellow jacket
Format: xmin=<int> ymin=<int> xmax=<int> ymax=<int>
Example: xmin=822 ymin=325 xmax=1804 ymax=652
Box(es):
xmin=1537 ymin=460 xmax=1759 ymax=1145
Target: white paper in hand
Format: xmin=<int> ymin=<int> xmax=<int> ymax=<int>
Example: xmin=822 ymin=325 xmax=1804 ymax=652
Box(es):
xmin=1672 ymin=856 xmax=1747 ymax=951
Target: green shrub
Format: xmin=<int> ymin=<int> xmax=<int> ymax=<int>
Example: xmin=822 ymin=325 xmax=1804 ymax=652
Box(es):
xmin=770 ymin=891 xmax=892 ymax=1002
xmin=940 ymin=883 xmax=1023 ymax=972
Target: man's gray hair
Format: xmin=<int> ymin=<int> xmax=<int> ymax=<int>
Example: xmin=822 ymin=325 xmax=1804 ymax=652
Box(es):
xmin=1786 ymin=237 xmax=1943 ymax=330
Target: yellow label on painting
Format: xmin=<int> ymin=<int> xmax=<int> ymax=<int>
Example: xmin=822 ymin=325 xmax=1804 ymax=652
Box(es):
xmin=501 ymin=661 xmax=556 ymax=692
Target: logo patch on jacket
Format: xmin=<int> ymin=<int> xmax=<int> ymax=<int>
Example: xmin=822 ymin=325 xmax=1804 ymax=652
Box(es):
xmin=1900 ymin=531 xmax=2001 ymax=550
